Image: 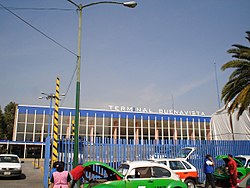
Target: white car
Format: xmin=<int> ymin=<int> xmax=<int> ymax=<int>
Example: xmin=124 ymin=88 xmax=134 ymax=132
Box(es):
xmin=235 ymin=155 xmax=250 ymax=168
xmin=117 ymin=160 xmax=187 ymax=188
xmin=175 ymin=147 xmax=197 ymax=160
xmin=149 ymin=158 xmax=198 ymax=188
xmin=0 ymin=154 xmax=23 ymax=177
xmin=149 ymin=147 xmax=198 ymax=188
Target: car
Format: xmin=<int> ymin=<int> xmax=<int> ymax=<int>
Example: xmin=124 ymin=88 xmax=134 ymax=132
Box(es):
xmin=80 ymin=161 xmax=187 ymax=188
xmin=175 ymin=147 xmax=197 ymax=160
xmin=237 ymin=172 xmax=250 ymax=188
xmin=235 ymin=155 xmax=250 ymax=168
xmin=148 ymin=158 xmax=198 ymax=188
xmin=150 ymin=147 xmax=197 ymax=161
xmin=214 ymin=155 xmax=250 ymax=187
xmin=0 ymin=154 xmax=24 ymax=177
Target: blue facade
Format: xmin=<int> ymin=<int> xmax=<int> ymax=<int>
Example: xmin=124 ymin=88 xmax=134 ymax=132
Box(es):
xmin=17 ymin=105 xmax=211 ymax=122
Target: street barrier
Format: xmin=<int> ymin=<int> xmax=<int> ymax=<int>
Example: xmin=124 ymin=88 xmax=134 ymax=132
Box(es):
xmin=56 ymin=138 xmax=250 ymax=183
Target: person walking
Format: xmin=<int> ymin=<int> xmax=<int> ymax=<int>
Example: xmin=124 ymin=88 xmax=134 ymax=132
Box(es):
xmin=227 ymin=154 xmax=238 ymax=188
xmin=204 ymin=154 xmax=216 ymax=188
xmin=50 ymin=161 xmax=71 ymax=188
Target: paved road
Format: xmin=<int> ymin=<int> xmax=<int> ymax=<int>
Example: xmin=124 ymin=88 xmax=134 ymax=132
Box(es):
xmin=0 ymin=159 xmax=44 ymax=188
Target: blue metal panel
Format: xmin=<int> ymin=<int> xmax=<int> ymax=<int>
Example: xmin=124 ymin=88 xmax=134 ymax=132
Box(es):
xmin=57 ymin=138 xmax=250 ymax=184
xmin=17 ymin=105 xmax=211 ymax=123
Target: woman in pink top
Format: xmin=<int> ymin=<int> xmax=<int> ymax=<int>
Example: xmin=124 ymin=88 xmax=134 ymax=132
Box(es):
xmin=50 ymin=161 xmax=71 ymax=188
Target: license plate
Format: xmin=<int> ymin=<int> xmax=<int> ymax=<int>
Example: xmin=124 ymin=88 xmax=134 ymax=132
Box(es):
xmin=4 ymin=172 xmax=11 ymax=175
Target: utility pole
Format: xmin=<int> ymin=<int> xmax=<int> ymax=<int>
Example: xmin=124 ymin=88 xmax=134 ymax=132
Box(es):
xmin=39 ymin=92 xmax=55 ymax=188
xmin=67 ymin=0 xmax=137 ymax=169
xmin=39 ymin=78 xmax=64 ymax=188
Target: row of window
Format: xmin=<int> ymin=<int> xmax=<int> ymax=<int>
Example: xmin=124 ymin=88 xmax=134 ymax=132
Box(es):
xmin=14 ymin=107 xmax=212 ymax=142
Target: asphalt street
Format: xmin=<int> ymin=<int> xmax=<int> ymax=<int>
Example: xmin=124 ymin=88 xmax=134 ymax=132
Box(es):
xmin=0 ymin=159 xmax=44 ymax=188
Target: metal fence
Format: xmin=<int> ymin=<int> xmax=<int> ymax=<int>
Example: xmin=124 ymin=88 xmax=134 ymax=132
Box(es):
xmin=57 ymin=137 xmax=250 ymax=183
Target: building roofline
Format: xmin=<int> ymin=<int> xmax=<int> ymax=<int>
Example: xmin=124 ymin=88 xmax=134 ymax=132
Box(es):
xmin=17 ymin=104 xmax=211 ymax=119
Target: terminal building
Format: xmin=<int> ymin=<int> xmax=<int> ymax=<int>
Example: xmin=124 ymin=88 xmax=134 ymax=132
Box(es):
xmin=3 ymin=104 xmax=212 ymax=158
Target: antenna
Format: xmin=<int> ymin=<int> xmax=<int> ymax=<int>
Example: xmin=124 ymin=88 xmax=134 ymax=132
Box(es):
xmin=214 ymin=61 xmax=221 ymax=109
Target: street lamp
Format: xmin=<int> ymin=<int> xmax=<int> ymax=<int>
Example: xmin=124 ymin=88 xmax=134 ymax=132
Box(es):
xmin=67 ymin=0 xmax=137 ymax=168
xmin=39 ymin=92 xmax=65 ymax=188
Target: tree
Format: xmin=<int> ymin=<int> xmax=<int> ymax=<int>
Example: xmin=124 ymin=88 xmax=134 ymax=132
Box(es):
xmin=4 ymin=102 xmax=16 ymax=140
xmin=221 ymin=31 xmax=250 ymax=119
xmin=0 ymin=107 xmax=5 ymax=139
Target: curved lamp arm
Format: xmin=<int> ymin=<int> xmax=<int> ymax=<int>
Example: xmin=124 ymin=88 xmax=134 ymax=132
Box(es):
xmin=68 ymin=0 xmax=137 ymax=9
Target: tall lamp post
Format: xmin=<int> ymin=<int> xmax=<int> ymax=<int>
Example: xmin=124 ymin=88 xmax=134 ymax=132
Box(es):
xmin=67 ymin=0 xmax=137 ymax=168
xmin=39 ymin=92 xmax=64 ymax=188
xmin=39 ymin=92 xmax=55 ymax=188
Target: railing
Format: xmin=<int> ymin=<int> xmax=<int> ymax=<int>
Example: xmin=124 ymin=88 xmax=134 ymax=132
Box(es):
xmin=57 ymin=137 xmax=250 ymax=183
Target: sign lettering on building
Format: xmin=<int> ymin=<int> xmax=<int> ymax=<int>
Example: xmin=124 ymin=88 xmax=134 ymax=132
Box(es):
xmin=108 ymin=105 xmax=206 ymax=116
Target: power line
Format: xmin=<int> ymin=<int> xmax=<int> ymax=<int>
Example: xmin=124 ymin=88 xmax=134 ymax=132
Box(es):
xmin=0 ymin=3 xmax=77 ymax=57
xmin=61 ymin=61 xmax=78 ymax=106
xmin=0 ymin=3 xmax=79 ymax=106
xmin=0 ymin=7 xmax=75 ymax=11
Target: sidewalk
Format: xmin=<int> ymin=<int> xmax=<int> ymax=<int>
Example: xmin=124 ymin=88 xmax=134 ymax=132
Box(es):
xmin=23 ymin=158 xmax=44 ymax=188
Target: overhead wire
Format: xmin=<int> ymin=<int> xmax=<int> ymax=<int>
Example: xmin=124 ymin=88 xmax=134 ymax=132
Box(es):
xmin=0 ymin=3 xmax=79 ymax=103
xmin=0 ymin=3 xmax=78 ymax=57
xmin=61 ymin=60 xmax=78 ymax=106
xmin=0 ymin=7 xmax=75 ymax=11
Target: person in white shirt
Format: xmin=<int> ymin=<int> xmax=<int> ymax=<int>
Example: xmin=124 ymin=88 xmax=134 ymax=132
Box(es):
xmin=203 ymin=154 xmax=216 ymax=188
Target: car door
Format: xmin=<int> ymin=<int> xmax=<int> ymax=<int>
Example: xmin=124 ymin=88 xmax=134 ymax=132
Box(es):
xmin=168 ymin=160 xmax=188 ymax=181
xmin=125 ymin=167 xmax=154 ymax=188
xmin=152 ymin=166 xmax=175 ymax=188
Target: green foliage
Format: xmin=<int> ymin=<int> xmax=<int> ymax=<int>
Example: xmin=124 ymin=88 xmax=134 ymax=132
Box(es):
xmin=4 ymin=102 xmax=16 ymax=140
xmin=0 ymin=102 xmax=16 ymax=140
xmin=0 ymin=107 xmax=5 ymax=139
xmin=221 ymin=31 xmax=250 ymax=119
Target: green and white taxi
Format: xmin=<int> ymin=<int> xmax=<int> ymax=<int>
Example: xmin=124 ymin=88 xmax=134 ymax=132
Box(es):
xmin=82 ymin=161 xmax=187 ymax=188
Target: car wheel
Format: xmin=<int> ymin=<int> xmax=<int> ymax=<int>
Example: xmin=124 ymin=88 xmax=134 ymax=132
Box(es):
xmin=184 ymin=179 xmax=195 ymax=188
xmin=19 ymin=174 xmax=26 ymax=179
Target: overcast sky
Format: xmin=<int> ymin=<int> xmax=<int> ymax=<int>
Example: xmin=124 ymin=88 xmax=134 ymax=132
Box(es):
xmin=0 ymin=0 xmax=249 ymax=115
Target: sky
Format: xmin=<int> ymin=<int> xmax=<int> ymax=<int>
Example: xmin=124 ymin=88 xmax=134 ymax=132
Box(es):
xmin=0 ymin=0 xmax=249 ymax=116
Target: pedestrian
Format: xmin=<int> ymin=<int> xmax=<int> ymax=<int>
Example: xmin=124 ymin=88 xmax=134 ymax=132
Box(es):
xmin=227 ymin=154 xmax=238 ymax=188
xmin=50 ymin=161 xmax=71 ymax=188
xmin=69 ymin=164 xmax=103 ymax=188
xmin=51 ymin=161 xmax=59 ymax=179
xmin=204 ymin=154 xmax=216 ymax=188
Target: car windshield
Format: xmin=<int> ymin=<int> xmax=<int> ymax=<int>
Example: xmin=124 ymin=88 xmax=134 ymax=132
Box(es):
xmin=235 ymin=157 xmax=246 ymax=166
xmin=0 ymin=156 xmax=19 ymax=163
xmin=117 ymin=164 xmax=129 ymax=176
xmin=176 ymin=148 xmax=192 ymax=158
xmin=182 ymin=161 xmax=192 ymax=169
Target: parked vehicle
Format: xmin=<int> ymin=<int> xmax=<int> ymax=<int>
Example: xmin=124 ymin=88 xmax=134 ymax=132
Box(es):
xmin=149 ymin=158 xmax=198 ymax=188
xmin=235 ymin=155 xmax=250 ymax=168
xmin=214 ymin=155 xmax=250 ymax=187
xmin=81 ymin=161 xmax=187 ymax=188
xmin=151 ymin=147 xmax=197 ymax=161
xmin=237 ymin=172 xmax=250 ymax=188
xmin=0 ymin=154 xmax=24 ymax=177
xmin=175 ymin=147 xmax=197 ymax=160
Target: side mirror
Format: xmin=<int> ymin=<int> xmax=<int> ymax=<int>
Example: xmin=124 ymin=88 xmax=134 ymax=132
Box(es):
xmin=21 ymin=161 xmax=24 ymax=163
